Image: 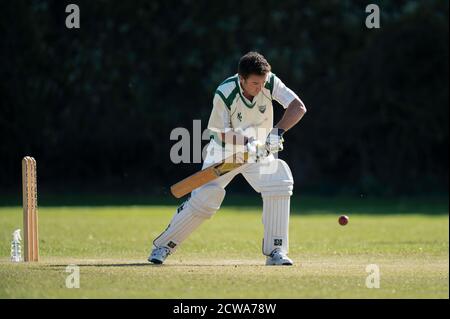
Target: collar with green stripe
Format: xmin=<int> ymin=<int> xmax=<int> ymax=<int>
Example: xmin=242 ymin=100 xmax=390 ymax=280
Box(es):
xmin=237 ymin=76 xmax=256 ymax=108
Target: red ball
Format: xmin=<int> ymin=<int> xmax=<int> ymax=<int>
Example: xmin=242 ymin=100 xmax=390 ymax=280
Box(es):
xmin=338 ymin=215 xmax=349 ymax=226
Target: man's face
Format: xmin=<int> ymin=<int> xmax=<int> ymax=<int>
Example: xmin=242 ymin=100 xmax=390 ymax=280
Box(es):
xmin=240 ymin=74 xmax=267 ymax=98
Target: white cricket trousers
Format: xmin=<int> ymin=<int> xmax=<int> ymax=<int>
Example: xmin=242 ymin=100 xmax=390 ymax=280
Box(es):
xmin=153 ymin=154 xmax=294 ymax=256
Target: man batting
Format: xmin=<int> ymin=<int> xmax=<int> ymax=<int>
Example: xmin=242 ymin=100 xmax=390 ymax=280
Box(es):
xmin=149 ymin=51 xmax=307 ymax=265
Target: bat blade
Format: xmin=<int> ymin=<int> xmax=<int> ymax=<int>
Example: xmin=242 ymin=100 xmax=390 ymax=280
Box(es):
xmin=170 ymin=166 xmax=220 ymax=198
xmin=170 ymin=152 xmax=248 ymax=198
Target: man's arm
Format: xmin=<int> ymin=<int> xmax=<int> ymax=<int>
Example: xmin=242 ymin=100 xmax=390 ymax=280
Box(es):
xmin=274 ymin=98 xmax=307 ymax=132
xmin=264 ymin=98 xmax=306 ymax=154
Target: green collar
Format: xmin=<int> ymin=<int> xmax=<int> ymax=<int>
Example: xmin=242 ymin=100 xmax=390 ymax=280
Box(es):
xmin=236 ymin=78 xmax=256 ymax=108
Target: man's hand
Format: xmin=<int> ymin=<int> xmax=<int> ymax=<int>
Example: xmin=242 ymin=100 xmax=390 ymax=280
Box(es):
xmin=265 ymin=128 xmax=285 ymax=154
xmin=246 ymin=139 xmax=269 ymax=162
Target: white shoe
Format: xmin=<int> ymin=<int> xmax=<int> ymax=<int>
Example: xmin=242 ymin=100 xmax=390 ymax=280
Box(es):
xmin=265 ymin=249 xmax=293 ymax=266
xmin=148 ymin=246 xmax=171 ymax=264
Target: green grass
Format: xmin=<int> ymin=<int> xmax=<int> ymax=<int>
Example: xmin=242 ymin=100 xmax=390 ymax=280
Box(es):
xmin=0 ymin=198 xmax=448 ymax=298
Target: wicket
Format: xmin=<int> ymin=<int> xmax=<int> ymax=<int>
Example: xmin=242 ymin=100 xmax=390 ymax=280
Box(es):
xmin=22 ymin=156 xmax=39 ymax=262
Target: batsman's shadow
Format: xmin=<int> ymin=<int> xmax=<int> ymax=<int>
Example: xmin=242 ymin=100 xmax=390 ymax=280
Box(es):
xmin=47 ymin=263 xmax=150 ymax=268
xmin=47 ymin=262 xmax=263 ymax=268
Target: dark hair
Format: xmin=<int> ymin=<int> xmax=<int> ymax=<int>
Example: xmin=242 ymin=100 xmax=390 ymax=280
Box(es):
xmin=238 ymin=51 xmax=271 ymax=79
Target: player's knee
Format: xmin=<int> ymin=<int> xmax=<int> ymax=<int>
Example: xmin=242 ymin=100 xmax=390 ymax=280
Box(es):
xmin=260 ymin=159 xmax=294 ymax=197
xmin=188 ymin=184 xmax=226 ymax=218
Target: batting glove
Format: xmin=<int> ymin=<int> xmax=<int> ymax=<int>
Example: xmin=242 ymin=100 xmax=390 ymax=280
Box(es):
xmin=246 ymin=139 xmax=269 ymax=163
xmin=265 ymin=128 xmax=285 ymax=154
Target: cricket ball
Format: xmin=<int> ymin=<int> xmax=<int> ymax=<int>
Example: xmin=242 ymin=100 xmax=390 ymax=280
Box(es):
xmin=338 ymin=215 xmax=349 ymax=226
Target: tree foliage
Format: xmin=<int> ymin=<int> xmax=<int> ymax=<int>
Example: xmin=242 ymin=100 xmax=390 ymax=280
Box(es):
xmin=0 ymin=0 xmax=448 ymax=196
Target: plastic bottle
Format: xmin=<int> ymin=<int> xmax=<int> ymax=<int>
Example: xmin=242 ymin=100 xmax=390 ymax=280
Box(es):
xmin=11 ymin=229 xmax=22 ymax=262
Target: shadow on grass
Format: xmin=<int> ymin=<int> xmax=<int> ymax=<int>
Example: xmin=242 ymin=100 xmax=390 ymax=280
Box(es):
xmin=47 ymin=262 xmax=262 ymax=267
xmin=47 ymin=263 xmax=152 ymax=268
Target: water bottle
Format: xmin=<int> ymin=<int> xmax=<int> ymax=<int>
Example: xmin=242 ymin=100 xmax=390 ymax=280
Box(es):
xmin=11 ymin=229 xmax=22 ymax=262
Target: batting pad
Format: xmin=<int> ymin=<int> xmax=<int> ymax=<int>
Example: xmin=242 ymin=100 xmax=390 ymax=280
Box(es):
xmin=262 ymin=195 xmax=290 ymax=256
xmin=153 ymin=184 xmax=225 ymax=252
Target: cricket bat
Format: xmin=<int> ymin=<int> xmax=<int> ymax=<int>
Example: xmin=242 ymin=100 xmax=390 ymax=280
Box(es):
xmin=170 ymin=152 xmax=249 ymax=198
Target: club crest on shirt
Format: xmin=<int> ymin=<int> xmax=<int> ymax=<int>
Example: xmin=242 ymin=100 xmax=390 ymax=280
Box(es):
xmin=258 ymin=105 xmax=266 ymax=113
xmin=237 ymin=112 xmax=243 ymax=122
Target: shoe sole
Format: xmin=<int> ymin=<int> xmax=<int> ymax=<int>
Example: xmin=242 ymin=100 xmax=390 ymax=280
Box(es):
xmin=266 ymin=260 xmax=294 ymax=266
xmin=149 ymin=258 xmax=163 ymax=264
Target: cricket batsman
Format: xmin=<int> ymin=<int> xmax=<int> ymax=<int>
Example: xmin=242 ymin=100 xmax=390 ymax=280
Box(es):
xmin=149 ymin=51 xmax=307 ymax=265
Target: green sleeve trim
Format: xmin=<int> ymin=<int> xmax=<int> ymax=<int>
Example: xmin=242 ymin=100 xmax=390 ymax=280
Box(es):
xmin=215 ymin=86 xmax=239 ymax=110
xmin=264 ymin=73 xmax=275 ymax=95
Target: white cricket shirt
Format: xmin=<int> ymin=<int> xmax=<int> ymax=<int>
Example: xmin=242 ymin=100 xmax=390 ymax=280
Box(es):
xmin=207 ymin=73 xmax=300 ymax=150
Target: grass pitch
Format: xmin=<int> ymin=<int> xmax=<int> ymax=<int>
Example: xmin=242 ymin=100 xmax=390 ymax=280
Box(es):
xmin=0 ymin=196 xmax=448 ymax=298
